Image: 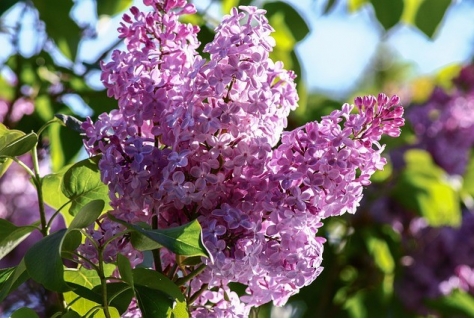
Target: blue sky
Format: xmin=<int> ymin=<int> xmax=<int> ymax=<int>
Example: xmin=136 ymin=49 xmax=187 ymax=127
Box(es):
xmin=2 ymin=0 xmax=474 ymax=100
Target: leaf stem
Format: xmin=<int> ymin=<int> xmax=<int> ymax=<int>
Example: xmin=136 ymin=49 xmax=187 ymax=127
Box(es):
xmin=98 ymin=246 xmax=111 ymax=318
xmin=46 ymin=199 xmax=72 ymax=230
xmin=31 ymin=145 xmax=48 ymax=236
xmin=175 ymin=263 xmax=206 ymax=287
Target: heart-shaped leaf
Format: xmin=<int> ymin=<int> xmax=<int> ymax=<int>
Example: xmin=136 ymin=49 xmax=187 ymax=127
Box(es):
xmin=0 ymin=219 xmax=39 ymax=259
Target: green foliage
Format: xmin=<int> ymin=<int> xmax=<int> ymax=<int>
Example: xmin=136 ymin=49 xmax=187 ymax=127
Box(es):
xmin=426 ymin=289 xmax=474 ymax=317
xmin=32 ymin=0 xmax=81 ymax=61
xmin=370 ymin=0 xmax=404 ymax=31
xmin=0 ymin=124 xmax=32 ymax=176
xmin=10 ymin=307 xmax=39 ymax=318
xmin=0 ymin=261 xmax=29 ymax=303
xmin=391 ymin=149 xmax=461 ymax=227
xmin=0 ymin=219 xmax=39 ymax=260
xmin=132 ymin=268 xmax=189 ymax=318
xmin=24 ymin=229 xmax=71 ymax=292
xmin=414 ymin=0 xmax=451 ymax=38
xmin=61 ymin=156 xmax=111 ymax=217
xmin=109 ymin=215 xmax=211 ymax=259
xmin=96 ymin=0 xmax=133 ymax=17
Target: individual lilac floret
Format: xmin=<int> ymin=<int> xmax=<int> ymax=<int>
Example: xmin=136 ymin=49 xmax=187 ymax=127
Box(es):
xmin=79 ymin=0 xmax=404 ymax=317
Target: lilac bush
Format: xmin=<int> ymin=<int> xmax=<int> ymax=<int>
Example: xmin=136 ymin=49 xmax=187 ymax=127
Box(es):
xmin=78 ymin=0 xmax=404 ymax=316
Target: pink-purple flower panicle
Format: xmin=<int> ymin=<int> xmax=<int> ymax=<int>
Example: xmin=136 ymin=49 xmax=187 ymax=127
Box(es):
xmin=79 ymin=0 xmax=404 ymax=317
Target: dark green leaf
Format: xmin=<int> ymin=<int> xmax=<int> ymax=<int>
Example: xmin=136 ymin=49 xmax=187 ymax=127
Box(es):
xmin=414 ymin=0 xmax=451 ymax=38
xmin=117 ymin=254 xmax=134 ymax=287
xmin=0 ymin=260 xmax=29 ymax=303
xmin=97 ymin=0 xmax=132 ymax=16
xmin=135 ymin=285 xmax=174 ymax=318
xmin=10 ymin=307 xmax=39 ymax=318
xmin=93 ymin=282 xmax=134 ymax=314
xmin=61 ymin=230 xmax=83 ymax=256
xmin=0 ymin=0 xmax=17 ymax=17
xmin=61 ymin=156 xmax=110 ymax=217
xmin=109 ymin=215 xmax=210 ymax=259
xmin=323 ymin=0 xmax=337 ymax=14
xmin=69 ymin=200 xmax=104 ymax=230
xmin=24 ymin=229 xmax=70 ymax=292
xmin=132 ymin=268 xmax=185 ymax=301
xmin=370 ymin=0 xmax=404 ymax=31
xmin=0 ymin=219 xmax=39 ymax=259
xmin=263 ymin=2 xmax=310 ymax=42
xmin=0 ymin=132 xmax=38 ymax=158
xmin=60 ymin=309 xmax=81 ymax=318
xmin=32 ymin=0 xmax=81 ymax=60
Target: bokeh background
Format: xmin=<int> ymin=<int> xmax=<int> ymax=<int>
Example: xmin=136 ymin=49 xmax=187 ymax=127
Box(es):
xmin=2 ymin=0 xmax=474 ymax=317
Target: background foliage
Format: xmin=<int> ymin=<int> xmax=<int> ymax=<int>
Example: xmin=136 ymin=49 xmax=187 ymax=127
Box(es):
xmin=1 ymin=0 xmax=473 ymax=317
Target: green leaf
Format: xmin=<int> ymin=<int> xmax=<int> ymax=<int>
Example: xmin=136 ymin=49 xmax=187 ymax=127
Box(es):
xmin=0 ymin=219 xmax=39 ymax=259
xmin=24 ymin=229 xmax=70 ymax=292
xmin=109 ymin=215 xmax=210 ymax=259
xmin=0 ymin=0 xmax=17 ymax=17
xmin=0 ymin=124 xmax=25 ymax=177
xmin=94 ymin=282 xmax=134 ymax=314
xmin=391 ymin=150 xmax=461 ymax=227
xmin=69 ymin=200 xmax=104 ymax=230
xmin=414 ymin=0 xmax=451 ymax=38
xmin=10 ymin=307 xmax=39 ymax=318
xmin=32 ymin=0 xmax=81 ymax=60
xmin=0 ymin=260 xmax=29 ymax=303
xmin=366 ymin=237 xmax=394 ymax=274
xmin=132 ymin=268 xmax=185 ymax=301
xmin=42 ymin=166 xmax=74 ymax=225
xmin=61 ymin=156 xmax=110 ymax=217
xmin=60 ymin=309 xmax=81 ymax=318
xmin=117 ymin=254 xmax=134 ymax=287
xmin=132 ymin=268 xmax=189 ymax=318
xmin=63 ymin=265 xmax=117 ymax=316
xmin=370 ymin=0 xmax=404 ymax=31
xmin=323 ymin=0 xmax=337 ymax=14
xmin=0 ymin=132 xmax=38 ymax=158
xmin=263 ymin=2 xmax=310 ymax=42
xmin=426 ymin=289 xmax=474 ymax=317
xmin=135 ymin=285 xmax=174 ymax=318
xmin=93 ymin=307 xmax=120 ymax=318
xmin=97 ymin=0 xmax=132 ymax=17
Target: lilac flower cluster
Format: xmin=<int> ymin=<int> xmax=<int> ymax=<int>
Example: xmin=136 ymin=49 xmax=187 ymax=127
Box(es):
xmin=408 ymin=65 xmax=474 ymax=175
xmin=397 ymin=212 xmax=474 ymax=314
xmin=80 ymin=0 xmax=404 ymax=316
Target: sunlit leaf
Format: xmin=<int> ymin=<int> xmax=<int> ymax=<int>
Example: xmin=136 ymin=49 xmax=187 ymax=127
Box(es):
xmin=61 ymin=156 xmax=110 ymax=217
xmin=0 ymin=260 xmax=29 ymax=303
xmin=0 ymin=219 xmax=39 ymax=259
xmin=391 ymin=149 xmax=461 ymax=227
xmin=427 ymin=289 xmax=474 ymax=317
xmin=109 ymin=215 xmax=210 ymax=259
xmin=97 ymin=0 xmax=132 ymax=17
xmin=0 ymin=132 xmax=37 ymax=158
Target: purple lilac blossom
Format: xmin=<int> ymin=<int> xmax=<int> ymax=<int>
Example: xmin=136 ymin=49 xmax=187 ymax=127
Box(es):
xmin=397 ymin=212 xmax=474 ymax=315
xmin=408 ymin=65 xmax=474 ymax=175
xmin=79 ymin=0 xmax=405 ymax=317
